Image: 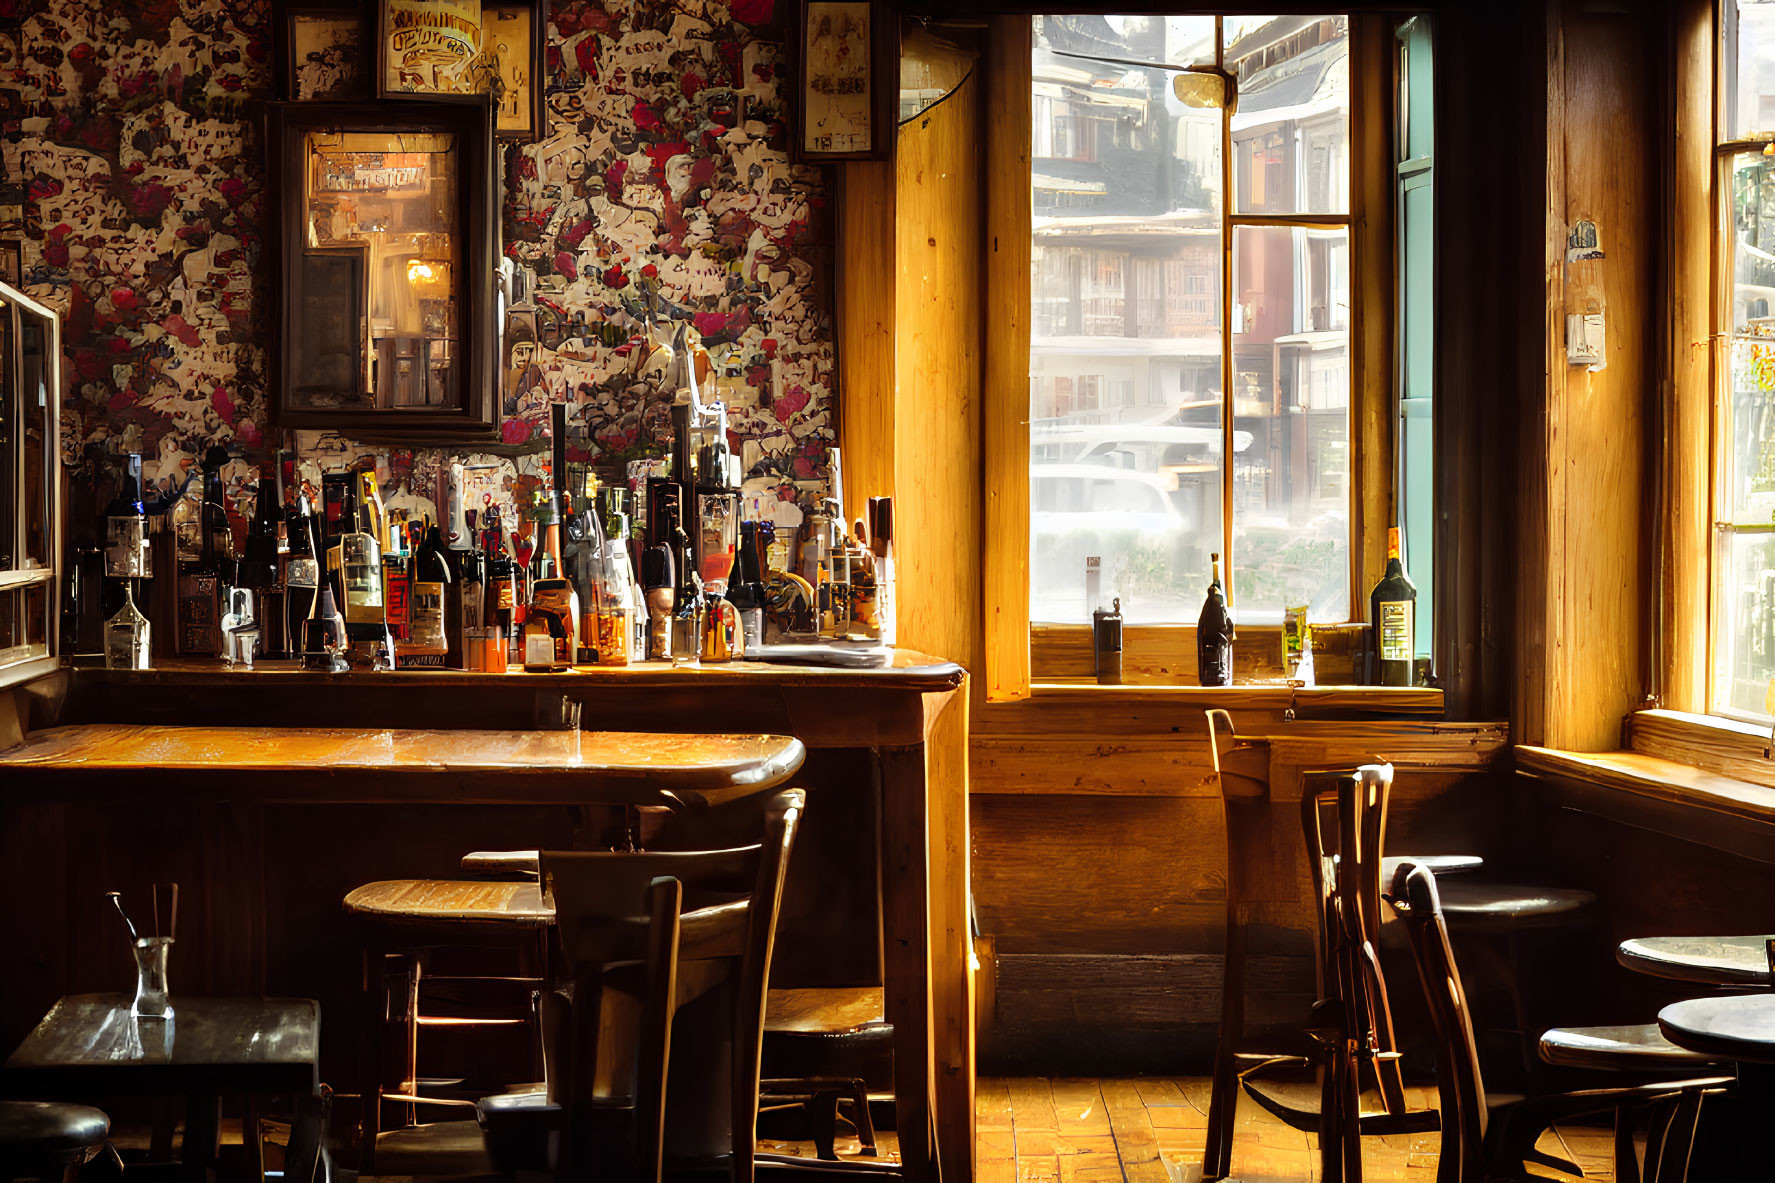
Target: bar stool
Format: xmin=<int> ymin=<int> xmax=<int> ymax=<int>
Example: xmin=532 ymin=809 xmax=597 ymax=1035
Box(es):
xmin=0 ymin=1101 xmax=109 ymax=1183
xmin=342 ymin=878 xmax=556 ymax=1170
xmin=348 ymin=733 xmax=807 ymax=1172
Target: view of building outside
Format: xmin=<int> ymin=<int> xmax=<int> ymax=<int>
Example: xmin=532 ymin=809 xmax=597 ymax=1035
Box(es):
xmin=1029 ymin=14 xmax=1352 ymax=625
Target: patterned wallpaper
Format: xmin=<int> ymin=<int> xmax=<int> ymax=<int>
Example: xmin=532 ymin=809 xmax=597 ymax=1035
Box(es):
xmin=0 ymin=0 xmax=834 ymax=536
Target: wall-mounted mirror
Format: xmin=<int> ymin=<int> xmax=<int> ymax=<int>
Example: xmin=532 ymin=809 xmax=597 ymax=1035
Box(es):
xmin=268 ymin=100 xmax=497 ymax=438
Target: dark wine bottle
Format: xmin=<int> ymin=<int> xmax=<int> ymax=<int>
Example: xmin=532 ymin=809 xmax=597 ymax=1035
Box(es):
xmin=284 ymin=496 xmax=319 ymax=660
xmin=1196 ymin=552 xmax=1235 ymax=687
xmin=175 ymin=448 xmax=229 ymax=657
xmin=237 ymin=475 xmax=281 ymax=590
xmin=1369 ymin=526 xmax=1417 ymax=686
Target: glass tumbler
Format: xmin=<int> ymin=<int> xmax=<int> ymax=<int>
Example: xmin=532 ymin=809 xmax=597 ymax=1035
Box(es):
xmin=131 ymin=937 xmax=173 ymax=1019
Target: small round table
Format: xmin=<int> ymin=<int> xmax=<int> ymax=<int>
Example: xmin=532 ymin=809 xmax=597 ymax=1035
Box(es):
xmin=1659 ymin=995 xmax=1775 ymax=1066
xmin=1617 ymin=936 xmax=1774 ymax=988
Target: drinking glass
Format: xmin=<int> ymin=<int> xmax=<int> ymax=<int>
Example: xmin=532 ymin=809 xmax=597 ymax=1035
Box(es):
xmin=131 ymin=937 xmax=173 ymax=1019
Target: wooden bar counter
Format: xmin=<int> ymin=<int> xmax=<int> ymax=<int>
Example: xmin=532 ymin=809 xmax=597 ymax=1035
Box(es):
xmin=0 ymin=651 xmax=973 ymax=1183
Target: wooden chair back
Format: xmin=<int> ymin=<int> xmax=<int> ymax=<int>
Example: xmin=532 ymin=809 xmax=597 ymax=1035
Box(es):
xmin=1388 ymin=861 xmax=1487 ymax=1183
xmin=1301 ymin=764 xmax=1406 ymax=1114
xmin=541 ymin=787 xmax=804 ymax=1183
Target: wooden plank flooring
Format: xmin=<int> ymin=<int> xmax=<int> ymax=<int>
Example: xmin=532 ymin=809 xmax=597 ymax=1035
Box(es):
xmin=979 ymin=1076 xmax=1618 ymax=1183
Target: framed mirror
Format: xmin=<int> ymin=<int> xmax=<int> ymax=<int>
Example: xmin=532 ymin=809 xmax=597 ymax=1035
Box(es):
xmin=267 ymin=100 xmax=498 ymax=438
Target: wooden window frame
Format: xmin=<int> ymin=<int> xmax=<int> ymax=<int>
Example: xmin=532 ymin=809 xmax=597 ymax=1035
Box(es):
xmin=983 ymin=12 xmax=1397 ymax=699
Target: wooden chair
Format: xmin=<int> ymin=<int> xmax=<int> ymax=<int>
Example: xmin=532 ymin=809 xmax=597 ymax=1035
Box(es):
xmin=341 ymin=877 xmax=555 ymax=1169
xmin=479 ymin=787 xmax=805 ymax=1183
xmin=1202 ymin=711 xmax=1438 ymax=1182
xmin=0 ymin=1102 xmax=108 ymax=1183
xmin=1388 ymin=862 xmax=1729 ymax=1183
xmin=1239 ymin=764 xmax=1440 ymax=1183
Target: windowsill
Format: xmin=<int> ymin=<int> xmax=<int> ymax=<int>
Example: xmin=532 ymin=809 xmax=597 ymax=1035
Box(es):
xmin=1628 ymin=708 xmax=1775 ymax=790
xmin=1027 ymin=681 xmax=1441 ymax=713
xmin=1515 ymin=726 xmax=1775 ymax=861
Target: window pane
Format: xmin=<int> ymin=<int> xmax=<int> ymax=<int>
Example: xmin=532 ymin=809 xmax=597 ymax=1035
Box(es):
xmin=1030 ymin=15 xmax=1224 ymax=624
xmin=1714 ymin=530 xmax=1775 ymax=716
xmin=1725 ymin=0 xmax=1775 ymax=140
xmin=1228 ymin=16 xmax=1349 ymax=215
xmin=1230 ymin=224 xmax=1350 ymax=621
xmin=1726 ymin=152 xmax=1775 ymax=527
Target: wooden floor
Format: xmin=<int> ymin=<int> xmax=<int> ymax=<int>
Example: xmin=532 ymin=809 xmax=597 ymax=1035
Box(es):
xmin=977 ymin=1077 xmax=1618 ymax=1183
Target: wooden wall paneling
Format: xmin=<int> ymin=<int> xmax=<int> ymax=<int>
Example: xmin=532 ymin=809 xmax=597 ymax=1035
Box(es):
xmin=1552 ymin=1 xmax=1653 ymax=750
xmin=1663 ymin=0 xmax=1715 ymax=714
xmin=839 ymin=160 xmax=899 ymax=526
xmin=1519 ymin=0 xmax=1565 ymax=750
xmin=893 ymin=70 xmax=985 ymax=675
xmin=983 ymin=15 xmax=1033 ymax=703
xmin=1518 ymin=0 xmax=1658 ymax=750
xmin=1352 ymin=12 xmax=1397 ymax=607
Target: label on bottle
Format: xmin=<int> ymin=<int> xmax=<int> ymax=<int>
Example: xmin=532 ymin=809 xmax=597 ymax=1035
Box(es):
xmin=106 ymin=516 xmax=148 ymax=578
xmin=1379 ymin=600 xmax=1414 ymax=663
xmin=286 ymin=556 xmax=319 ymax=589
xmin=176 ymin=570 xmax=220 ymax=656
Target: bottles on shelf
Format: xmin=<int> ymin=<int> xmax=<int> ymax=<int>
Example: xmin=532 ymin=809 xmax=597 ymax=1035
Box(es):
xmin=1196 ymin=552 xmax=1235 ymax=687
xmin=1369 ymin=526 xmax=1417 ymax=687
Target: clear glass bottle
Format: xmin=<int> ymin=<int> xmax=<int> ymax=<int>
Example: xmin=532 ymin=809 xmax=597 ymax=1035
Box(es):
xmin=104 ymin=581 xmax=151 ymax=670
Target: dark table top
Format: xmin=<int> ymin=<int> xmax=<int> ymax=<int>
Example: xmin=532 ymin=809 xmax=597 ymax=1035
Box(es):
xmin=1659 ymin=994 xmax=1775 ymax=1065
xmin=1618 ymin=935 xmax=1775 ymax=987
xmin=1 ymin=995 xmax=319 ymax=1096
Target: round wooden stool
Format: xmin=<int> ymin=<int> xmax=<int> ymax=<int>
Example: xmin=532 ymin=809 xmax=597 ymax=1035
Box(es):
xmin=343 ymin=879 xmax=556 ymax=1171
xmin=0 ymin=1101 xmax=108 ymax=1183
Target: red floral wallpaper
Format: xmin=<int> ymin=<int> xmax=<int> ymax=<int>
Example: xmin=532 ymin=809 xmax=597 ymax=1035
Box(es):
xmin=0 ymin=0 xmax=834 ymax=534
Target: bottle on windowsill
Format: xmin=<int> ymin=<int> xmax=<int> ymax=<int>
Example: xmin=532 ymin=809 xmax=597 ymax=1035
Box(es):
xmin=1196 ymin=552 xmax=1235 ymax=687
xmin=1369 ymin=526 xmax=1417 ymax=687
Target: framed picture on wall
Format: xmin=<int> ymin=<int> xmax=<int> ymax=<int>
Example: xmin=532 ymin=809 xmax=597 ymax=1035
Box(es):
xmin=485 ymin=3 xmax=548 ymax=142
xmin=791 ymin=0 xmax=896 ymax=162
xmin=283 ymin=7 xmax=369 ymax=101
xmin=377 ymin=0 xmax=487 ymax=102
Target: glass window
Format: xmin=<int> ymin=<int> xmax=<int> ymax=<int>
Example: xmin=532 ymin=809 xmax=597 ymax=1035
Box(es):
xmin=1028 ymin=13 xmax=1351 ymax=625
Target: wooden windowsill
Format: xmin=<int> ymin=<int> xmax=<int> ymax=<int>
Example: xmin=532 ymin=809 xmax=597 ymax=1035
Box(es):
xmin=1628 ymin=708 xmax=1775 ymax=790
xmin=1514 ymin=744 xmax=1775 ymax=861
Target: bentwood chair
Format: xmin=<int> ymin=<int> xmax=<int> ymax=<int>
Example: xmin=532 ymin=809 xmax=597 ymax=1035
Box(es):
xmin=1389 ymin=862 xmax=1729 ymax=1183
xmin=1202 ymin=712 xmax=1438 ymax=1182
xmin=479 ymin=788 xmax=805 ymax=1183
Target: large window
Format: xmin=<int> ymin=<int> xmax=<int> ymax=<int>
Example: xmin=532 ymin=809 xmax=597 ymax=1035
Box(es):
xmin=1716 ymin=1 xmax=1775 ymax=717
xmin=1029 ymin=14 xmax=1352 ymax=625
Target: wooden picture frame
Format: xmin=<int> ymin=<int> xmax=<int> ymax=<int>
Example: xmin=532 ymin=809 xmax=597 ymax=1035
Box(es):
xmin=267 ymin=100 xmax=499 ymax=439
xmin=281 ymin=6 xmax=370 ymax=101
xmin=791 ymin=0 xmax=897 ymax=162
xmin=486 ymin=2 xmax=548 ymax=142
xmin=377 ymin=0 xmax=488 ymax=104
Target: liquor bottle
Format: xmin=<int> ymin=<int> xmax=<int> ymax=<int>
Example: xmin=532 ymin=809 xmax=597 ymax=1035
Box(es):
xmin=284 ymin=494 xmax=320 ymax=659
xmin=524 ymin=403 xmax=579 ymax=670
xmin=336 ymin=482 xmax=385 ymax=628
xmin=399 ymin=524 xmax=451 ymax=667
xmin=596 ymin=488 xmax=636 ymax=666
xmin=729 ymin=520 xmax=768 ymax=655
xmin=1369 ymin=526 xmax=1417 ymax=687
xmin=237 ymin=475 xmax=281 ymax=590
xmin=1196 ymin=552 xmax=1235 ymax=687
xmin=104 ymin=580 xmax=151 ymax=670
xmin=104 ymin=453 xmax=149 ymax=581
xmin=486 ymin=507 xmax=518 ymax=662
xmin=175 ymin=448 xmax=229 ymax=657
xmin=869 ymin=497 xmax=896 ymax=648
